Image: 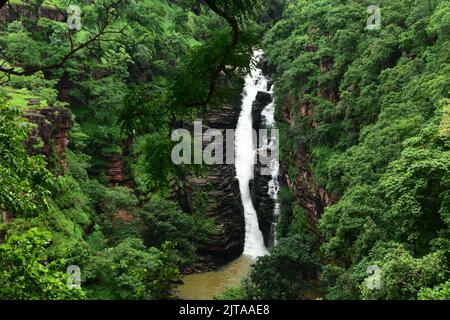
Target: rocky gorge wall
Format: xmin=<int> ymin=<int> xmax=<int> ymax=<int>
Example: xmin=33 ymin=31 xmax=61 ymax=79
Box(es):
xmin=275 ymin=60 xmax=335 ymax=225
xmin=171 ymin=95 xmax=246 ymax=267
xmin=24 ymin=106 xmax=72 ymax=175
xmin=0 ymin=3 xmax=64 ymax=23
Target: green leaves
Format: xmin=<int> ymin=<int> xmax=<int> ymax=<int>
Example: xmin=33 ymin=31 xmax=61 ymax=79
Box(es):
xmin=80 ymin=237 xmax=180 ymax=300
xmin=0 ymin=228 xmax=85 ymax=300
xmin=168 ymin=26 xmax=259 ymax=112
xmin=265 ymin=0 xmax=450 ymax=300
xmin=205 ymin=0 xmax=262 ymax=22
xmin=243 ymin=235 xmax=320 ymax=300
xmin=359 ymin=244 xmax=448 ymax=300
xmin=0 ymin=104 xmax=55 ymax=215
xmin=379 ymin=145 xmax=450 ymax=254
xmin=418 ymin=280 xmax=450 ymax=300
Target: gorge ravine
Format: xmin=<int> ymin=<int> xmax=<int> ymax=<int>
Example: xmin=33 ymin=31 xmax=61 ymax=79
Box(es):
xmin=177 ymin=50 xmax=278 ymax=299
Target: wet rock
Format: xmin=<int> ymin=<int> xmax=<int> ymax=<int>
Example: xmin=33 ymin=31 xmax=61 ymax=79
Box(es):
xmin=182 ymin=261 xmax=218 ymax=275
xmin=252 ymin=165 xmax=275 ymax=247
xmin=252 ymin=91 xmax=272 ymax=130
xmin=259 ymin=56 xmax=277 ymax=77
xmin=250 ymin=87 xmax=277 ymax=247
xmin=189 ymin=167 xmax=245 ymax=264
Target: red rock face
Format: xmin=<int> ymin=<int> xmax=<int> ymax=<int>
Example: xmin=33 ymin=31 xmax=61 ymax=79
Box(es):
xmin=279 ymin=57 xmax=337 ymax=225
xmin=283 ymin=149 xmax=335 ymax=225
xmin=283 ymin=95 xmax=294 ymax=126
xmin=54 ymin=126 xmax=70 ymax=174
xmin=24 ymin=107 xmax=72 ymax=175
xmin=116 ymin=209 xmax=133 ymax=222
xmin=106 ymin=153 xmax=127 ymax=185
xmin=2 ymin=211 xmax=11 ymax=225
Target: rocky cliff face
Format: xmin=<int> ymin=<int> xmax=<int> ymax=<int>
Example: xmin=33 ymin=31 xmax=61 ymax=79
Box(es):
xmin=252 ymin=91 xmax=272 ymax=130
xmin=0 ymin=4 xmax=64 ymax=23
xmin=172 ymin=96 xmax=246 ymax=266
xmin=283 ymin=144 xmax=334 ymax=224
xmin=104 ymin=153 xmax=127 ymax=185
xmin=24 ymin=106 xmax=72 ymax=175
xmin=253 ymin=55 xmax=335 ymax=236
xmin=181 ymin=166 xmax=244 ymax=264
xmin=103 ymin=144 xmax=134 ymax=187
xmin=251 ymin=165 xmax=274 ymax=247
xmin=277 ymin=57 xmax=336 ymax=224
xmin=251 ymin=90 xmax=276 ymax=247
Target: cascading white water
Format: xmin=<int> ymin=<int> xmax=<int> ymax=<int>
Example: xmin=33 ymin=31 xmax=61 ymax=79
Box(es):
xmin=261 ymin=89 xmax=281 ymax=247
xmin=235 ymin=50 xmax=269 ymax=258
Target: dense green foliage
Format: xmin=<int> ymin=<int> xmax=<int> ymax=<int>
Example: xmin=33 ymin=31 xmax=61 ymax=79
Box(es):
xmin=0 ymin=228 xmax=84 ymax=299
xmin=260 ymin=0 xmax=450 ymax=300
xmin=1 ymin=0 xmax=449 ymax=301
xmin=243 ymin=235 xmax=320 ymax=299
xmin=0 ymin=105 xmax=54 ymax=215
xmin=0 ymin=0 xmax=262 ymax=300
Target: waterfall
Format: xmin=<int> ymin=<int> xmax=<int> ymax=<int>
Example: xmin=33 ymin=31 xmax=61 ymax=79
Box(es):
xmin=261 ymin=90 xmax=281 ymax=248
xmin=235 ymin=50 xmax=269 ymax=258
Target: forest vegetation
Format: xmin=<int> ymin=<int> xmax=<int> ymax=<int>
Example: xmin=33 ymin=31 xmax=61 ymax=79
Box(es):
xmin=0 ymin=0 xmax=449 ymax=300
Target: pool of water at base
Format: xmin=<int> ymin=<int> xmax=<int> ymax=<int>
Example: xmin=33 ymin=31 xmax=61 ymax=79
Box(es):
xmin=176 ymin=255 xmax=254 ymax=300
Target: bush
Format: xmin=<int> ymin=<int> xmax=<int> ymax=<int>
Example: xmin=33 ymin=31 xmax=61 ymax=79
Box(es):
xmin=0 ymin=228 xmax=85 ymax=300
xmin=81 ymin=238 xmax=180 ymax=300
xmin=137 ymin=197 xmax=202 ymax=265
xmin=243 ymin=235 xmax=320 ymax=300
xmin=418 ymin=281 xmax=450 ymax=300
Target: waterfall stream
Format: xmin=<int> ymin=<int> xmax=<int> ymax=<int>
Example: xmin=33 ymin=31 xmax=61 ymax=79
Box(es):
xmin=235 ymin=49 xmax=269 ymax=258
xmin=261 ymin=89 xmax=280 ymax=247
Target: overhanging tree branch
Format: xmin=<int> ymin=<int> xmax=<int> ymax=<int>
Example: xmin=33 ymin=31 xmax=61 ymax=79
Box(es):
xmin=183 ymin=0 xmax=244 ymax=109
xmin=0 ymin=0 xmax=125 ymax=77
xmin=205 ymin=0 xmax=240 ymax=47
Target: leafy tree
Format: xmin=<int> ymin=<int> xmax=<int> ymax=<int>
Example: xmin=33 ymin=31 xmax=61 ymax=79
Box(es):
xmin=80 ymin=238 xmax=180 ymax=300
xmin=358 ymin=244 xmax=448 ymax=300
xmin=0 ymin=0 xmax=270 ymax=302
xmin=138 ymin=197 xmax=214 ymax=265
xmin=0 ymin=104 xmax=55 ymax=215
xmin=0 ymin=228 xmax=85 ymax=300
xmin=243 ymin=235 xmax=320 ymax=300
xmin=418 ymin=281 xmax=450 ymax=300
xmin=213 ymin=285 xmax=246 ymax=300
